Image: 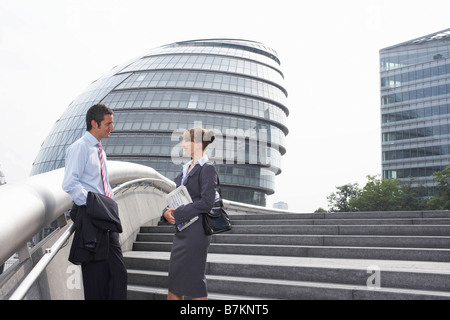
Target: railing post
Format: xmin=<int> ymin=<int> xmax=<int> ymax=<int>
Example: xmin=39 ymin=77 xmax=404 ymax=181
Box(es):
xmin=17 ymin=244 xmax=31 ymax=264
xmin=8 ymin=224 xmax=75 ymax=300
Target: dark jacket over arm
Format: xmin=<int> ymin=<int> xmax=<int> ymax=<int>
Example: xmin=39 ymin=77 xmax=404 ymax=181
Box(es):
xmin=69 ymin=192 xmax=122 ymax=264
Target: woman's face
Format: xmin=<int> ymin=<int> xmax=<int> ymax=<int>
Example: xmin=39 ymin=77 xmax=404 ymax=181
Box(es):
xmin=181 ymin=135 xmax=204 ymax=159
xmin=181 ymin=139 xmax=194 ymax=157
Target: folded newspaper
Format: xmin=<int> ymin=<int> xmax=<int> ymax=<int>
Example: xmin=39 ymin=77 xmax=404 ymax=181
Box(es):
xmin=165 ymin=185 xmax=198 ymax=231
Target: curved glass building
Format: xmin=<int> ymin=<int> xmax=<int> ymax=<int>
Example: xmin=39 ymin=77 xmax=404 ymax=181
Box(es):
xmin=31 ymin=39 xmax=289 ymax=206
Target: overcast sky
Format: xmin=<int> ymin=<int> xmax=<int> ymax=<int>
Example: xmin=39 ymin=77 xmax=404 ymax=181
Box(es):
xmin=0 ymin=0 xmax=449 ymax=212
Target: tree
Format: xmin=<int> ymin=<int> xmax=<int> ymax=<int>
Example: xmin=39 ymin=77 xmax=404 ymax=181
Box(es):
xmin=398 ymin=179 xmax=429 ymax=211
xmin=428 ymin=166 xmax=450 ymax=210
xmin=349 ymin=175 xmax=404 ymax=211
xmin=348 ymin=175 xmax=431 ymax=211
xmin=326 ymin=175 xmax=430 ymax=213
xmin=327 ymin=183 xmax=360 ymax=212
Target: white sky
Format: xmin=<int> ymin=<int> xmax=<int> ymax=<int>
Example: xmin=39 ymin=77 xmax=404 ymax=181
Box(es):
xmin=0 ymin=0 xmax=449 ymax=212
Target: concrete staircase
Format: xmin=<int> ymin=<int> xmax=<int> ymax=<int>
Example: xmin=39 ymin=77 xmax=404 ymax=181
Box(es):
xmin=123 ymin=210 xmax=450 ymax=300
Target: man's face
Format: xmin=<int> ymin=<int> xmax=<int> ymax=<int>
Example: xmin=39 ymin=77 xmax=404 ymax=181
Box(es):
xmin=91 ymin=114 xmax=114 ymax=141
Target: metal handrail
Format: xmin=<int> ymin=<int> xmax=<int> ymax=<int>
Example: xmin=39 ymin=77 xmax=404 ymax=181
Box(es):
xmin=5 ymin=169 xmax=288 ymax=300
xmin=3 ymin=162 xmax=176 ymax=300
xmin=8 ymin=175 xmax=175 ymax=300
xmin=112 ymin=178 xmax=175 ymax=194
xmin=0 ymin=161 xmax=175 ymax=266
xmin=8 ymin=223 xmax=75 ymax=300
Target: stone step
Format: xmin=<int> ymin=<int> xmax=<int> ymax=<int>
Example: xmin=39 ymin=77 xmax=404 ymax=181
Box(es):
xmin=124 ymin=252 xmax=450 ymax=300
xmin=230 ymin=218 xmax=450 ymax=225
xmin=127 ymin=270 xmax=450 ymax=300
xmin=143 ymin=224 xmax=450 ymax=236
xmin=228 ymin=211 xmax=450 ymax=220
xmin=127 ymin=284 xmax=269 ymax=300
xmin=123 ymin=252 xmax=450 ymax=294
xmin=233 ymin=225 xmax=450 ymax=236
xmin=136 ymin=233 xmax=450 ymax=249
xmin=128 ymin=210 xmax=450 ymax=299
xmin=127 ymin=285 xmax=168 ymax=300
xmin=132 ymin=241 xmax=450 ymax=262
xmin=207 ymin=274 xmax=450 ymax=300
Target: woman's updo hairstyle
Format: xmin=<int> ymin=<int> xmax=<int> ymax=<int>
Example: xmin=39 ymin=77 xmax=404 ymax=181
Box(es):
xmin=183 ymin=128 xmax=216 ymax=151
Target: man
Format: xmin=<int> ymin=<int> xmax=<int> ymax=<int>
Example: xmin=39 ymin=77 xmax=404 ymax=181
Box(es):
xmin=62 ymin=103 xmax=127 ymax=300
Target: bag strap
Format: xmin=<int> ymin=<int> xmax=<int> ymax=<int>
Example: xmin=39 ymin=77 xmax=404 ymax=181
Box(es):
xmin=198 ymin=162 xmax=223 ymax=207
xmin=216 ymin=172 xmax=224 ymax=207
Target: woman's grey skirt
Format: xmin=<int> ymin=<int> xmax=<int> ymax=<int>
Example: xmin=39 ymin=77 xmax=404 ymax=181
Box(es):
xmin=168 ymin=215 xmax=212 ymax=298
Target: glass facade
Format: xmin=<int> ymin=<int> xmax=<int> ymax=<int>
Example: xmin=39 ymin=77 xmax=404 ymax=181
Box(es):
xmin=0 ymin=166 xmax=5 ymax=185
xmin=31 ymin=39 xmax=289 ymax=206
xmin=380 ymin=29 xmax=450 ymax=190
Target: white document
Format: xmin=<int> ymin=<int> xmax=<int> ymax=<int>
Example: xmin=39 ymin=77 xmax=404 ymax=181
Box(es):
xmin=166 ymin=185 xmax=193 ymax=209
xmin=166 ymin=185 xmax=197 ymax=231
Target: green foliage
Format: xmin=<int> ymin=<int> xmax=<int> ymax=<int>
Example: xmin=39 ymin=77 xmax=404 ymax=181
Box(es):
xmin=428 ymin=166 xmax=450 ymax=210
xmin=399 ymin=180 xmax=430 ymax=211
xmin=349 ymin=176 xmax=402 ymax=211
xmin=326 ymin=166 xmax=450 ymax=212
xmin=327 ymin=175 xmax=430 ymax=212
xmin=327 ymin=183 xmax=360 ymax=212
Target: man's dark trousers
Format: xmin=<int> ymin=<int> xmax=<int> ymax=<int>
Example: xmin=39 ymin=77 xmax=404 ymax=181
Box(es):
xmin=81 ymin=231 xmax=127 ymax=300
xmin=69 ymin=193 xmax=127 ymax=300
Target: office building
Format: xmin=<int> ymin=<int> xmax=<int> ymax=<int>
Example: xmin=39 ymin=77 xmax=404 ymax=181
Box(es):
xmin=273 ymin=201 xmax=288 ymax=210
xmin=31 ymin=39 xmax=289 ymax=206
xmin=0 ymin=166 xmax=6 ymax=185
xmin=380 ymin=29 xmax=450 ymax=192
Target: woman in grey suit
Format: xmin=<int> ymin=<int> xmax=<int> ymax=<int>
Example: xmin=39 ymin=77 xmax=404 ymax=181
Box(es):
xmin=163 ymin=127 xmax=218 ymax=300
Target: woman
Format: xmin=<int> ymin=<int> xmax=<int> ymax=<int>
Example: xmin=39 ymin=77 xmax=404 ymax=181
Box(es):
xmin=163 ymin=127 xmax=218 ymax=300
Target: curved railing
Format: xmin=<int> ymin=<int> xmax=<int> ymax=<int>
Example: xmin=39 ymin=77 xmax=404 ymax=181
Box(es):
xmin=0 ymin=161 xmax=175 ymax=267
xmin=0 ymin=161 xmax=284 ymax=300
xmin=6 ymin=174 xmax=176 ymax=300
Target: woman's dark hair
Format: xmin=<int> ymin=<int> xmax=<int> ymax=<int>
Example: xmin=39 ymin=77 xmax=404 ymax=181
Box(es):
xmin=86 ymin=104 xmax=114 ymax=130
xmin=183 ymin=128 xmax=216 ymax=151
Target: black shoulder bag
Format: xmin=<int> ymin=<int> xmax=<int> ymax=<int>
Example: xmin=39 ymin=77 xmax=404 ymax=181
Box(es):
xmin=200 ymin=165 xmax=232 ymax=235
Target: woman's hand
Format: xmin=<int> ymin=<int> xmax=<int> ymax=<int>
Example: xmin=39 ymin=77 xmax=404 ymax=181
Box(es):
xmin=163 ymin=208 xmax=176 ymax=225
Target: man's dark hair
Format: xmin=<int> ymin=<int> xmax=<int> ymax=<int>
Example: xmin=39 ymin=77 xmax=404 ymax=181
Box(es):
xmin=86 ymin=104 xmax=114 ymax=131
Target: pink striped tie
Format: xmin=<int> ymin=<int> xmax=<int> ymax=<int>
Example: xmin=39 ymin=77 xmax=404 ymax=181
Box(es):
xmin=97 ymin=143 xmax=112 ymax=198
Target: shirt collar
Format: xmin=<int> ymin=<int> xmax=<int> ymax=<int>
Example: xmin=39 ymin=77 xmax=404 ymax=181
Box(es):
xmin=182 ymin=154 xmax=209 ymax=174
xmin=197 ymin=154 xmax=209 ymax=166
xmin=84 ymin=131 xmax=100 ymax=146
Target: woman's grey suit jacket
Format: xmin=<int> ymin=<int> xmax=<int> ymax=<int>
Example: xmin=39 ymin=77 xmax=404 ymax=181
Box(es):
xmin=173 ymin=161 xmax=218 ymax=224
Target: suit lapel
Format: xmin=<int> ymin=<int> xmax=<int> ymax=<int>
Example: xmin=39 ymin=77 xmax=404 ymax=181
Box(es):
xmin=184 ymin=164 xmax=201 ymax=185
xmin=174 ymin=173 xmax=182 ymax=187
